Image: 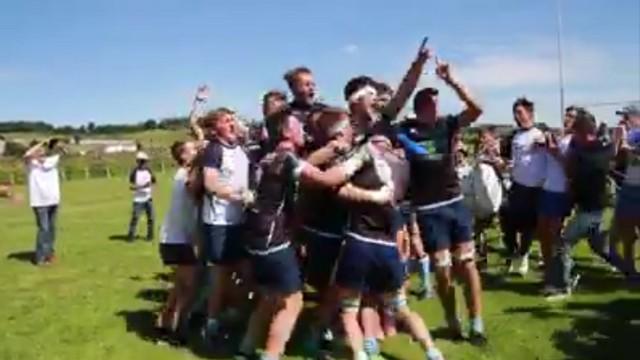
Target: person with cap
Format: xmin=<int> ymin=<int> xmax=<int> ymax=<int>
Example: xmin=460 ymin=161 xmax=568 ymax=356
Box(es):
xmin=127 ymin=150 xmax=156 ymax=242
xmin=610 ymin=104 xmax=640 ymax=278
xmin=395 ymin=57 xmax=486 ymax=345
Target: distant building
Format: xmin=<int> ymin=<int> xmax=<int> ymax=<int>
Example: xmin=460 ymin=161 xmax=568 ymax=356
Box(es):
xmin=79 ymin=139 xmax=138 ymax=154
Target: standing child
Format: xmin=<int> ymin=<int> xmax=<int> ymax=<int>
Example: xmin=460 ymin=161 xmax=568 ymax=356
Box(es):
xmin=127 ymin=151 xmax=156 ymax=242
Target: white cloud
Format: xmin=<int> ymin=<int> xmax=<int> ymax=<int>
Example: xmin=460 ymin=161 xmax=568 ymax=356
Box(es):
xmin=456 ymin=39 xmax=608 ymax=90
xmin=342 ymin=44 xmax=359 ymax=55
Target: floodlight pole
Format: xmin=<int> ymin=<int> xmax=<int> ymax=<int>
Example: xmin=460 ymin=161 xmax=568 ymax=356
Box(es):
xmin=556 ymin=0 xmax=566 ymax=120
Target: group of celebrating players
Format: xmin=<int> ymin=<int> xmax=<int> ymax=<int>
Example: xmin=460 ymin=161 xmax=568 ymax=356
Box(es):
xmin=153 ymin=36 xmax=640 ymax=360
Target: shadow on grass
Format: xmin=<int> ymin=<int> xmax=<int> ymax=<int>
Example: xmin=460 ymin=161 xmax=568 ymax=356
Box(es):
xmin=137 ymin=288 xmax=168 ymax=303
xmin=116 ymin=309 xmax=159 ymax=342
xmin=504 ymin=299 xmax=640 ymax=360
xmin=6 ymin=250 xmax=34 ymax=264
xmin=117 ymin=290 xmax=348 ymax=359
xmin=108 ymin=234 xmax=131 ymax=242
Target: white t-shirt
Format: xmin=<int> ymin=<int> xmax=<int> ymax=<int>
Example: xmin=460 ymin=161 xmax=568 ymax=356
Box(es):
xmin=511 ymin=127 xmax=547 ymax=188
xmin=160 ymin=168 xmax=197 ymax=244
xmin=201 ymin=141 xmax=249 ymax=225
xmin=543 ymin=135 xmax=572 ymax=193
xmin=27 ymin=155 xmax=61 ymax=207
xmin=129 ymin=167 xmax=155 ymax=203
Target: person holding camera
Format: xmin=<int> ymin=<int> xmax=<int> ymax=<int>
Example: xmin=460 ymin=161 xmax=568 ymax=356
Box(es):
xmin=23 ymin=138 xmax=65 ymax=266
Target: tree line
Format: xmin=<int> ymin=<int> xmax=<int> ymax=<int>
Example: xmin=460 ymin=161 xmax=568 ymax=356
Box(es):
xmin=0 ymin=117 xmax=191 ymax=135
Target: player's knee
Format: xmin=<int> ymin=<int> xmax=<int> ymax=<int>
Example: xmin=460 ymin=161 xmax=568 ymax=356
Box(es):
xmin=340 ymin=297 xmax=361 ymax=314
xmin=453 ymin=244 xmax=475 ymax=265
xmin=432 ymin=250 xmax=452 ymax=269
xmin=384 ymin=293 xmax=408 ymax=315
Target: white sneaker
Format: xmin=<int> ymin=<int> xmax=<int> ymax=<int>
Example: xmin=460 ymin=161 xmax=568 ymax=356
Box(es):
xmin=545 ymin=290 xmax=571 ymax=302
xmin=518 ymin=255 xmax=529 ymax=276
xmin=507 ymin=258 xmax=518 ymax=274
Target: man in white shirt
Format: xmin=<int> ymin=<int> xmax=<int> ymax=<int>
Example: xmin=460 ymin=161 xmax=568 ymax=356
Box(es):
xmin=504 ymin=98 xmax=547 ymax=275
xmin=198 ymin=108 xmax=253 ymax=344
xmin=24 ymin=139 xmax=63 ymax=266
xmin=127 ymin=151 xmax=156 ymax=242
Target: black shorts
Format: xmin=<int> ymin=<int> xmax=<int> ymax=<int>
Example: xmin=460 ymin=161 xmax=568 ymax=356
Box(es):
xmin=160 ymin=243 xmax=197 ymax=266
xmin=303 ymin=228 xmax=344 ymax=291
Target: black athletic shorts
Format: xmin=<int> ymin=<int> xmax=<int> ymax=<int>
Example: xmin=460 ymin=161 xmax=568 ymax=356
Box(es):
xmin=160 ymin=243 xmax=197 ymax=266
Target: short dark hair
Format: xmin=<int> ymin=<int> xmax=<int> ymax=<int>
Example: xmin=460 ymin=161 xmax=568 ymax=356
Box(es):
xmin=264 ymin=107 xmax=294 ymax=146
xmin=283 ymin=67 xmax=312 ymax=87
xmin=343 ymin=75 xmax=377 ymax=101
xmin=170 ymin=141 xmax=187 ymax=166
xmin=513 ymin=97 xmax=535 ymax=114
xmin=263 ymin=90 xmax=287 ymax=104
xmin=565 ymin=105 xmax=578 ymax=114
xmin=573 ymin=107 xmax=597 ymax=133
xmin=374 ymin=81 xmax=393 ymax=96
xmin=314 ymin=107 xmax=350 ymax=143
xmin=413 ymin=87 xmax=439 ymax=112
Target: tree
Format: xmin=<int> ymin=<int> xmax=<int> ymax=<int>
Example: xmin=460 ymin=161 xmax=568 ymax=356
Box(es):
xmin=143 ymin=119 xmax=157 ymax=130
xmin=87 ymin=122 xmax=96 ymax=133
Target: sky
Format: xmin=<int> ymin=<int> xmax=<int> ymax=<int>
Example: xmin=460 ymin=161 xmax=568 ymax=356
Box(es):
xmin=0 ymin=0 xmax=639 ymax=127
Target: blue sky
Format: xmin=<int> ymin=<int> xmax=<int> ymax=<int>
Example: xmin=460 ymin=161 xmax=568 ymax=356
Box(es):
xmin=0 ymin=0 xmax=638 ymax=126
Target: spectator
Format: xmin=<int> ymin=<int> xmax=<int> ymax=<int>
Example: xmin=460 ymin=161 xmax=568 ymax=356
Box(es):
xmin=610 ymin=105 xmax=640 ymax=277
xmin=504 ymin=97 xmax=546 ymax=276
xmin=544 ymin=108 xmax=628 ymax=300
xmin=127 ymin=151 xmax=156 ymax=242
xmin=24 ymin=138 xmax=63 ymax=265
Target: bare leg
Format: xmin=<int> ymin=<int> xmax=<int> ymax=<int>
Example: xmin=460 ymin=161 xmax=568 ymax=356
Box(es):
xmin=239 ymin=294 xmax=272 ymax=355
xmin=172 ymin=265 xmax=196 ymax=331
xmin=338 ymin=287 xmax=365 ymax=360
xmin=432 ymin=250 xmax=458 ymax=331
xmin=264 ymin=291 xmax=303 ymax=358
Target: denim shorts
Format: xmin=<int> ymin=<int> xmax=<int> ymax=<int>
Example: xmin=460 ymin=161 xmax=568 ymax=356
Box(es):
xmin=334 ymin=233 xmax=404 ymax=295
xmin=615 ymin=185 xmax=640 ymax=218
xmin=538 ymin=190 xmax=572 ymax=219
xmin=415 ymin=199 xmax=473 ymax=253
xmin=250 ymin=244 xmax=302 ymax=295
xmin=201 ymin=224 xmax=246 ymax=265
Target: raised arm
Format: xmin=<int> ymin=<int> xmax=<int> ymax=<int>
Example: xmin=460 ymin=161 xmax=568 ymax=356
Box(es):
xmin=298 ymin=144 xmax=372 ymax=188
xmin=23 ymin=140 xmax=46 ymax=162
xmin=436 ymin=58 xmax=483 ymax=127
xmin=189 ymin=85 xmax=209 ymax=143
xmin=383 ymin=38 xmax=431 ymax=120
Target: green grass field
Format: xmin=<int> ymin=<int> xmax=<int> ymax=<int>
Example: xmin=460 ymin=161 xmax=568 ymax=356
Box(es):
xmin=0 ymin=176 xmax=638 ymax=360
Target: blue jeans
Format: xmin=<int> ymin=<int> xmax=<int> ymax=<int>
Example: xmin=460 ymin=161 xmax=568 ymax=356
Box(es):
xmin=546 ymin=210 xmax=626 ymax=289
xmin=127 ymin=200 xmax=155 ymax=240
xmin=33 ymin=205 xmax=58 ymax=263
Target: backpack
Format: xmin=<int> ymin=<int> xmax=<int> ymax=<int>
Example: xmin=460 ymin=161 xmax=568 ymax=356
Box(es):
xmin=464 ymin=162 xmax=503 ymax=219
